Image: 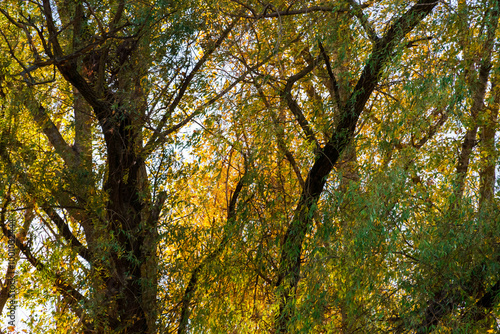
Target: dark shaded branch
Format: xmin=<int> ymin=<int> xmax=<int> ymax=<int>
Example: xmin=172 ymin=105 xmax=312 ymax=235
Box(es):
xmin=256 ymin=85 xmax=305 ymax=189
xmin=452 ymin=0 xmax=498 ymax=207
xmin=414 ymin=2 xmax=500 ymax=332
xmin=411 ymin=106 xmax=450 ymax=149
xmin=274 ymin=1 xmax=438 ymax=332
xmin=0 ymin=207 xmax=32 ymax=313
xmin=285 ymin=97 xmax=319 ymax=146
xmin=0 ymin=200 xmax=89 ymax=323
xmin=318 ymin=41 xmax=342 ymax=112
xmin=54 ymin=56 xmax=112 ymax=126
xmin=42 ymin=207 xmax=90 ymax=261
xmin=230 ymin=3 xmax=369 ymax=19
xmin=0 ymin=190 xmax=15 ymax=314
xmin=110 ymin=0 xmax=125 ymax=31
xmin=479 ymin=88 xmax=499 ymax=209
xmin=18 ymin=39 xmax=105 ymax=77
xmin=0 ymin=133 xmax=94 ymax=260
xmin=0 ymin=8 xmax=25 ymax=29
xmin=406 ymin=36 xmax=433 ymax=48
xmin=150 ymin=191 xmax=168 ymax=225
xmin=280 ymin=57 xmax=321 ymax=150
xmin=42 ymin=0 xmax=64 ymax=58
xmin=468 ymin=280 xmax=500 ymax=322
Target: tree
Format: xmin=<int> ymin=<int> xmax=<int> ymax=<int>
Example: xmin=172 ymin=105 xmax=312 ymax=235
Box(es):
xmin=1 ymin=0 xmax=500 ymax=333
xmin=174 ymin=0 xmax=500 ymax=332
xmin=0 ymin=0 xmax=249 ymax=332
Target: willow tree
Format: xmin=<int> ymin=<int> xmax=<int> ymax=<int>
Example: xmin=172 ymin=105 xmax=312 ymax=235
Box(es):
xmin=2 ymin=0 xmax=500 ymax=333
xmin=170 ymin=0 xmax=500 ymax=333
xmin=168 ymin=0 xmax=442 ymax=332
xmin=0 ymin=0 xmax=254 ymax=332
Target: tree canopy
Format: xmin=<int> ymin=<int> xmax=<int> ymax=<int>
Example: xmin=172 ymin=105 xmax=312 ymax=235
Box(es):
xmin=0 ymin=0 xmax=499 ymax=333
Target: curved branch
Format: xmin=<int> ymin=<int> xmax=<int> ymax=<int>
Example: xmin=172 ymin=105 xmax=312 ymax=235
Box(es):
xmin=256 ymin=85 xmax=305 ymax=189
xmin=143 ymin=52 xmax=273 ymax=156
xmin=318 ymin=41 xmax=342 ymax=112
xmin=42 ymin=207 xmax=91 ymax=261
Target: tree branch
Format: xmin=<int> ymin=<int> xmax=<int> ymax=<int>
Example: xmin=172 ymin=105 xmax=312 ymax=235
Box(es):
xmin=228 ymin=4 xmax=369 ymax=19
xmin=42 ymin=0 xmax=64 ymax=58
xmin=146 ymin=16 xmax=240 ymax=150
xmin=318 ymin=41 xmax=342 ymax=112
xmin=274 ymin=1 xmax=438 ymax=331
xmin=0 ymin=196 xmax=89 ymax=322
xmin=30 ymin=101 xmax=81 ymax=168
xmin=412 ymin=2 xmax=500 ymax=332
xmin=143 ymin=51 xmax=272 ymax=157
xmin=348 ymin=0 xmax=380 ymax=42
xmin=280 ymin=57 xmax=321 ymax=150
xmin=256 ymin=85 xmax=305 ymax=190
xmin=411 ymin=106 xmax=450 ymax=149
xmin=452 ymin=0 xmax=498 ymax=207
xmin=42 ymin=207 xmax=91 ymax=261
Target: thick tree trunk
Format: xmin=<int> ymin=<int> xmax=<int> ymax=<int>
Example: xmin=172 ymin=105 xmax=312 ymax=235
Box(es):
xmin=88 ymin=111 xmax=156 ymax=333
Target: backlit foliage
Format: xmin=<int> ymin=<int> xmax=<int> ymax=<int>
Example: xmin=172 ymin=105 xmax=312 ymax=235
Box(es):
xmin=0 ymin=0 xmax=499 ymax=333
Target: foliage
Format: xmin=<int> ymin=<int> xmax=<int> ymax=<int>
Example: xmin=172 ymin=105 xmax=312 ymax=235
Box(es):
xmin=0 ymin=0 xmax=499 ymax=333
